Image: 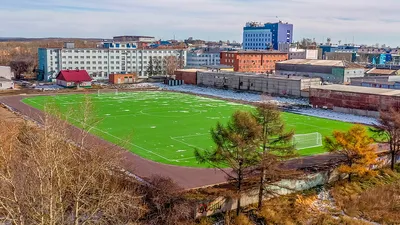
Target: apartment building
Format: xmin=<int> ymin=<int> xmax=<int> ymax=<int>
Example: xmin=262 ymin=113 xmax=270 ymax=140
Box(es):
xmin=38 ymin=42 xmax=187 ymax=81
xmin=220 ymin=50 xmax=288 ymax=73
xmin=186 ymin=48 xmax=222 ymax=68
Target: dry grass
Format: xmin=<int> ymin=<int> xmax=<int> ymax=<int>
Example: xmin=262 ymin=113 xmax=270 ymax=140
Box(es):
xmin=331 ymin=168 xmax=400 ymax=224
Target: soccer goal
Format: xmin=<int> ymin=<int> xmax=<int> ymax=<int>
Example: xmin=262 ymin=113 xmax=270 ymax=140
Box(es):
xmin=292 ymin=132 xmax=323 ymax=150
xmin=97 ymin=89 xmax=119 ymax=97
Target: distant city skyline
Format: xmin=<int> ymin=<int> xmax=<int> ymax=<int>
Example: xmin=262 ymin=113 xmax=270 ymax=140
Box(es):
xmin=2 ymin=0 xmax=400 ymax=47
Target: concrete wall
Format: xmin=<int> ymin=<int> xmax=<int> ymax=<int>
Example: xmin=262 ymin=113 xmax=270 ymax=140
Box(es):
xmin=195 ymin=153 xmax=400 ymax=218
xmin=276 ymin=70 xmax=343 ymax=83
xmin=0 ymin=66 xmax=13 ymax=80
xmin=0 ymin=80 xmax=13 ymax=90
xmin=197 ymin=71 xmax=321 ymax=97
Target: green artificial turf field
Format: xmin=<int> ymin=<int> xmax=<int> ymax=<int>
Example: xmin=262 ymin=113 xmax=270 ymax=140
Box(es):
xmin=22 ymin=91 xmax=354 ymax=167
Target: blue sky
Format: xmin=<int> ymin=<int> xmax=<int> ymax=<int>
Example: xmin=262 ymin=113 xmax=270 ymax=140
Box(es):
xmin=1 ymin=0 xmax=400 ymax=46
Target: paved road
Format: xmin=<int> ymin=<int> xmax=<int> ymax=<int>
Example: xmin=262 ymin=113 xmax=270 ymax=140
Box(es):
xmin=0 ymin=93 xmax=378 ymax=189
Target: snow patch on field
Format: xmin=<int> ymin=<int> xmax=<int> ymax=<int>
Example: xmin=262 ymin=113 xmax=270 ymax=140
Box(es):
xmin=155 ymin=84 xmax=378 ymax=125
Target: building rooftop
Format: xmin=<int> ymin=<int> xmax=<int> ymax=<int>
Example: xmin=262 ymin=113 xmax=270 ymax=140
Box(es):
xmin=310 ymin=84 xmax=400 ymax=96
xmin=366 ymin=68 xmax=399 ymax=75
xmin=203 ymin=65 xmax=234 ymax=70
xmin=176 ymin=69 xmax=207 ymax=72
xmin=277 ymin=59 xmax=364 ymax=68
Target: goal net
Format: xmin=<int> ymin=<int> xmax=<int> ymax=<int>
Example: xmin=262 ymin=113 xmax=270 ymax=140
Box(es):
xmin=97 ymin=89 xmax=119 ymax=96
xmin=292 ymin=132 xmax=322 ymax=150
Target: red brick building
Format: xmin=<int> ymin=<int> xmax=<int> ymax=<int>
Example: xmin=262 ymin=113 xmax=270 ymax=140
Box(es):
xmin=220 ymin=50 xmax=288 ymax=73
xmin=310 ymin=84 xmax=400 ymax=117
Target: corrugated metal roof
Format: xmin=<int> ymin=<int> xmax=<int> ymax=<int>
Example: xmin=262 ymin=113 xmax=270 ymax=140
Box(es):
xmin=366 ymin=68 xmax=398 ymax=75
xmin=277 ymin=59 xmax=364 ymax=68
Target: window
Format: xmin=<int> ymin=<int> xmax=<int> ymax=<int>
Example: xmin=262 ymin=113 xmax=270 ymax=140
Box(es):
xmin=92 ymin=67 xmax=96 ymax=70
xmin=92 ymin=56 xmax=96 ymax=58
xmin=116 ymin=61 xmax=120 ymax=64
xmin=104 ymin=66 xmax=108 ymax=69
xmin=98 ymin=66 xmax=102 ymax=70
xmin=104 ymin=61 xmax=107 ymax=64
xmin=87 ymin=61 xmax=91 ymax=64
xmin=68 ymin=61 xmax=72 ymax=64
xmin=111 ymin=56 xmax=114 ymax=59
xmin=74 ymin=56 xmax=78 ymax=59
xmin=80 ymin=61 xmax=84 ymax=64
xmin=62 ymin=56 xmax=66 ymax=59
xmin=116 ymin=56 xmax=120 ymax=59
xmin=80 ymin=67 xmax=84 ymax=69
xmin=68 ymin=67 xmax=73 ymax=69
xmin=93 ymin=61 xmax=96 ymax=64
xmin=111 ymin=66 xmax=114 ymax=69
xmin=86 ymin=50 xmax=90 ymax=53
xmin=98 ymin=56 xmax=102 ymax=59
xmin=80 ymin=56 xmax=84 ymax=59
xmin=68 ymin=56 xmax=72 ymax=59
xmin=116 ymin=50 xmax=120 ymax=53
xmin=86 ymin=67 xmax=90 ymax=70
xmin=98 ymin=61 xmax=102 ymax=64
xmin=86 ymin=56 xmax=90 ymax=59
xmin=104 ymin=56 xmax=108 ymax=59
xmin=74 ymin=61 xmax=79 ymax=64
xmin=111 ymin=61 xmax=114 ymax=64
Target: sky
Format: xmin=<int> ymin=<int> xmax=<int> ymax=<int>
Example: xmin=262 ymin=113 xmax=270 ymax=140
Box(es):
xmin=1 ymin=0 xmax=400 ymax=46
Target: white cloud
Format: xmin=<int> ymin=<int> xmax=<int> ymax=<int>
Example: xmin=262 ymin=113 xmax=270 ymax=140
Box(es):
xmin=2 ymin=0 xmax=400 ymax=46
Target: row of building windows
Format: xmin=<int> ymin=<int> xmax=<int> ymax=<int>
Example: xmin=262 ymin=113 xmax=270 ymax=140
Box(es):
xmin=60 ymin=66 xmax=145 ymax=70
xmin=244 ymin=33 xmax=271 ymax=37
xmin=244 ymin=38 xmax=270 ymax=42
xmin=60 ymin=49 xmax=177 ymax=54
xmin=63 ymin=60 xmax=150 ymax=64
xmin=239 ymin=60 xmax=279 ymax=63
xmin=244 ymin=43 xmax=268 ymax=47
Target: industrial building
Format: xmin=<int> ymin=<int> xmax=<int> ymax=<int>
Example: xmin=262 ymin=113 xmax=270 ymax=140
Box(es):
xmin=275 ymin=59 xmax=365 ymax=83
xmin=350 ymin=76 xmax=400 ymax=89
xmin=196 ymin=71 xmax=321 ymax=97
xmin=309 ymin=84 xmax=400 ymax=117
xmin=220 ymin=50 xmax=288 ymax=74
xmin=38 ymin=42 xmax=187 ymax=81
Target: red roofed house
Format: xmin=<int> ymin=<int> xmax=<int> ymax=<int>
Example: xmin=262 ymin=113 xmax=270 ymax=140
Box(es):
xmin=56 ymin=70 xmax=92 ymax=88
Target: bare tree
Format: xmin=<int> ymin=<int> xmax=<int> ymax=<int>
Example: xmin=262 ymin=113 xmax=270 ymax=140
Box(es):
xmin=371 ymin=108 xmax=400 ymax=170
xmin=0 ymin=100 xmax=146 ymax=224
xmin=144 ymin=176 xmax=193 ymax=225
xmin=9 ymin=55 xmax=33 ymax=80
xmin=164 ymin=56 xmax=183 ymax=76
xmin=195 ymin=110 xmax=262 ymax=216
xmin=154 ymin=57 xmax=162 ymax=75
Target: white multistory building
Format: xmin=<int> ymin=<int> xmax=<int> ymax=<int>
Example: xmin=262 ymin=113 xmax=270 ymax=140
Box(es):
xmin=38 ymin=42 xmax=187 ymax=81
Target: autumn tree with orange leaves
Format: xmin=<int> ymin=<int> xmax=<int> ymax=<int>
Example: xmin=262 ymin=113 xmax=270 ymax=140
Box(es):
xmin=324 ymin=125 xmax=378 ymax=182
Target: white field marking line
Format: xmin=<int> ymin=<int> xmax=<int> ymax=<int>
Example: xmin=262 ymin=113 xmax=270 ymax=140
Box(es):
xmin=25 ymin=98 xmax=179 ymax=162
xmin=291 ymin=122 xmax=332 ymax=132
xmin=170 ymin=133 xmax=209 ymax=139
xmin=169 ymin=134 xmax=209 ymax=160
